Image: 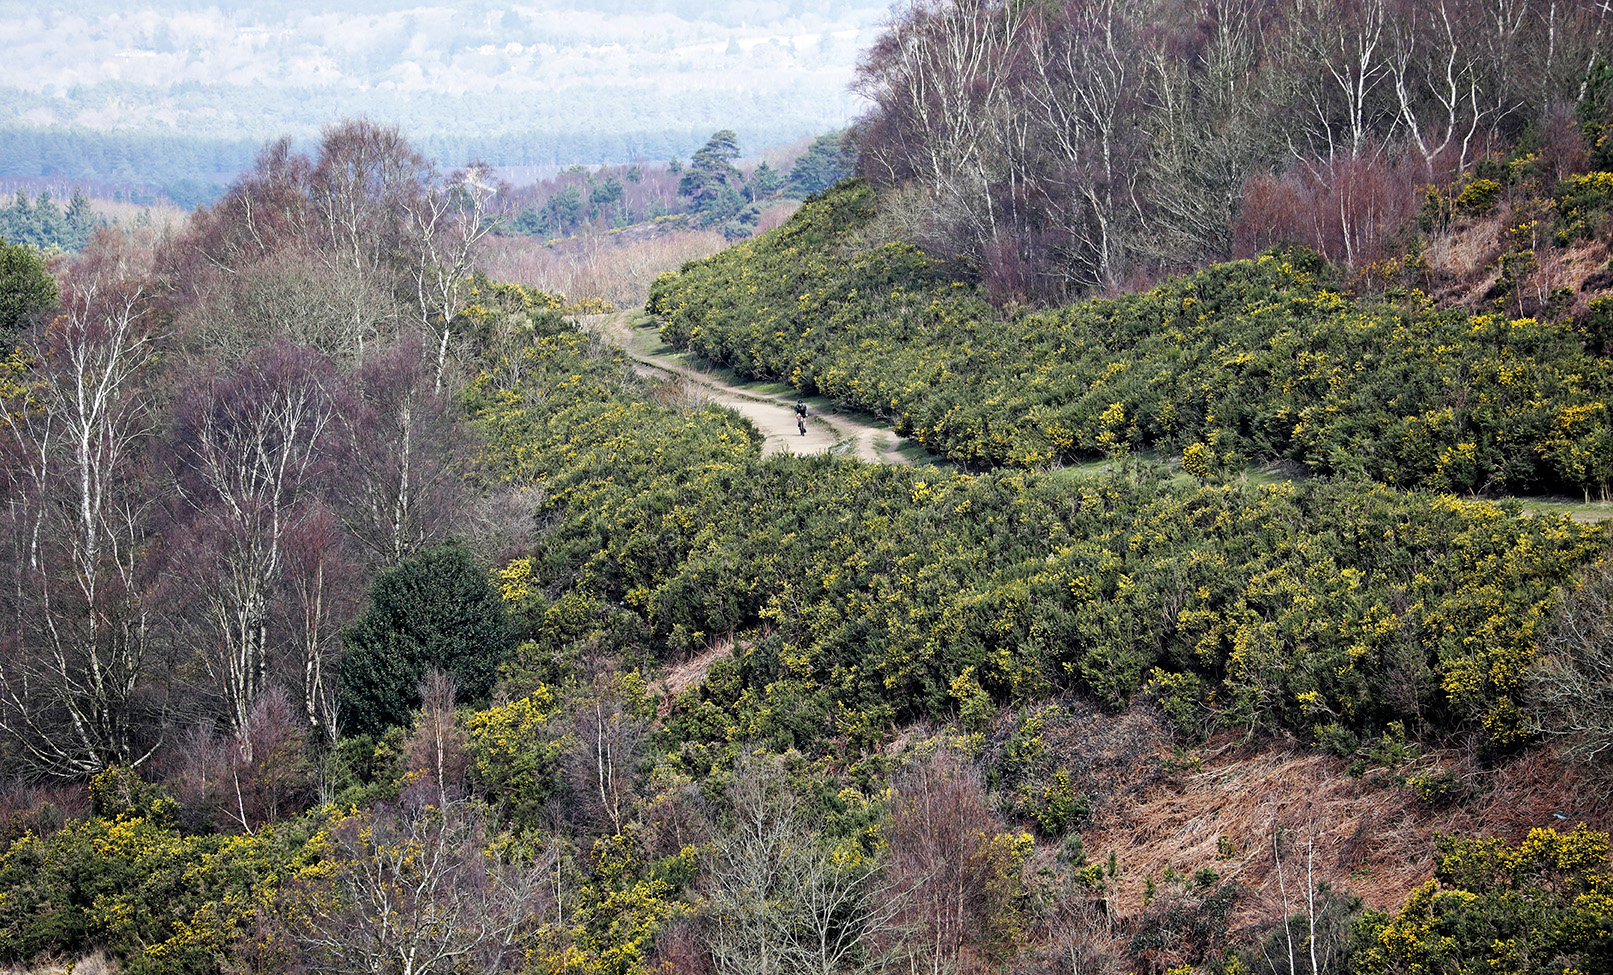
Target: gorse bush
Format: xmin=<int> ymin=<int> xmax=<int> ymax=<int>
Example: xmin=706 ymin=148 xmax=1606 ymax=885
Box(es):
xmin=1352 ymin=824 xmax=1613 ymax=975
xmin=0 ymin=803 xmax=326 ymax=974
xmin=470 ymin=307 xmax=1605 ymax=754
xmin=651 ymin=182 xmax=1613 ymax=498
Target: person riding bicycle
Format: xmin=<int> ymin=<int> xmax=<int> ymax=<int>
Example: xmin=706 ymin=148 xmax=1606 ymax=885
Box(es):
xmin=794 ymin=400 xmax=808 ymax=436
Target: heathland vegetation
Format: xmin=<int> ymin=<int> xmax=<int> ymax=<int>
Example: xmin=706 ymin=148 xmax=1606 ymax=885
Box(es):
xmin=1 ymin=0 xmax=1613 ymax=972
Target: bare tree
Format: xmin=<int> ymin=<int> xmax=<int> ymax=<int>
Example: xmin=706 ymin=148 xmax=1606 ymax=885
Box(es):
xmin=876 ymin=749 xmax=1024 ymax=975
xmin=1291 ymin=0 xmax=1394 ymax=158
xmin=1038 ymin=890 xmax=1124 ymax=975
xmin=1143 ymin=0 xmax=1278 ymax=267
xmin=229 ymin=684 xmax=313 ymax=832
xmin=218 ymin=247 xmax=394 ymax=366
xmin=403 ymin=667 xmax=468 ymax=810
xmin=280 ymin=503 xmax=359 ymax=737
xmin=402 ymin=162 xmax=502 ymax=394
xmin=1247 ymin=815 xmax=1353 ymax=975
xmin=331 ymin=338 xmax=466 ymax=569
xmin=0 ymin=253 xmax=162 ymax=776
xmin=704 ymin=750 xmax=899 ymax=975
xmin=1020 ymin=0 xmax=1148 ymax=293
xmin=169 ymin=342 xmax=336 ymax=757
xmin=291 ymin=798 xmax=550 ymax=975
xmin=165 ymin=137 xmax=317 ymax=292
xmin=1388 ymin=0 xmax=1490 ymax=175
xmin=562 ymin=672 xmax=648 ymax=836
xmin=852 ymin=0 xmax=1027 ymax=260
xmin=309 ymin=119 xmax=434 ymax=359
xmin=1528 ymin=560 xmax=1613 ymax=769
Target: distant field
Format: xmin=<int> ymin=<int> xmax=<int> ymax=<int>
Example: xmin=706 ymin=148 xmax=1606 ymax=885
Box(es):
xmin=92 ymin=196 xmax=188 ymax=232
xmin=481 ymin=222 xmax=734 ymax=312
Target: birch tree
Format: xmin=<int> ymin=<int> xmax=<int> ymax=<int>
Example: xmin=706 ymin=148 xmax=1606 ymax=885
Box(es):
xmin=293 ymin=799 xmax=550 ymax=975
xmin=309 ymin=119 xmax=433 ymax=359
xmin=332 ymin=339 xmax=465 ymax=570
xmin=169 ymin=342 xmax=336 ymax=757
xmin=402 ymin=163 xmax=501 ymax=394
xmin=705 ymin=751 xmax=898 ymax=975
xmin=852 ymin=0 xmax=1026 ymax=259
xmin=0 ymin=257 xmax=161 ymax=776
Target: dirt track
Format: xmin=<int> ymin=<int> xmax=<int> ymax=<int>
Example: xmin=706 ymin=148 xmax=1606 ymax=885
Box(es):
xmin=581 ymin=312 xmax=911 ymax=465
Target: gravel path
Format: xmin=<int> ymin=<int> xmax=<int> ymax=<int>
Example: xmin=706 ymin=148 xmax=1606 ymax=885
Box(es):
xmin=581 ymin=312 xmax=911 ymax=465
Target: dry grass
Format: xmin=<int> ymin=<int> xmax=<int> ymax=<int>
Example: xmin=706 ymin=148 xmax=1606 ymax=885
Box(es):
xmin=1088 ymin=746 xmax=1431 ymax=926
xmin=1425 ymin=212 xmax=1507 ymax=280
xmin=1422 ymin=202 xmax=1613 ymax=318
xmin=480 ymin=224 xmax=730 ymax=313
xmin=754 ymin=200 xmax=801 ymax=235
xmin=91 ymin=197 xmax=189 ymax=234
xmin=1082 ymin=736 xmax=1613 ymax=932
xmin=656 ymin=639 xmax=737 ymax=711
xmin=0 ymin=951 xmax=117 ymax=975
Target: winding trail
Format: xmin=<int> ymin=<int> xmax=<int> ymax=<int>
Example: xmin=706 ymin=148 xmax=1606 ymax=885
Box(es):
xmin=581 ymin=312 xmax=911 ymax=465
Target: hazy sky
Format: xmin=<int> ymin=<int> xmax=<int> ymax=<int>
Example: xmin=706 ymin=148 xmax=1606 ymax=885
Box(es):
xmin=1 ymin=0 xmax=890 ymax=147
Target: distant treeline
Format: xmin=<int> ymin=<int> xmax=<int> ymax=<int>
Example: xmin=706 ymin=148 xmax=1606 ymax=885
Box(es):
xmin=0 ymin=124 xmax=844 ymax=208
xmin=0 ymin=127 xmax=258 ymax=187
xmin=0 ymin=189 xmax=100 ymax=251
xmin=495 ymin=131 xmax=854 ymax=241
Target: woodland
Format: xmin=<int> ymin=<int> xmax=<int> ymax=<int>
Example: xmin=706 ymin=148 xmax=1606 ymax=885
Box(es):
xmin=1 ymin=0 xmax=1613 ymax=973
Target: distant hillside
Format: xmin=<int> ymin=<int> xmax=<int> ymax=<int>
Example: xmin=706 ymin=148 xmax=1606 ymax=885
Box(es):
xmin=1 ymin=0 xmax=881 ymax=185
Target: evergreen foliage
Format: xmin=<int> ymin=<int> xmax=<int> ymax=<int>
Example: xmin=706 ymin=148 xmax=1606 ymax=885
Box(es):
xmin=469 ymin=309 xmax=1605 ymax=753
xmin=338 ymin=545 xmax=514 ymax=738
xmin=1353 ymin=825 xmax=1613 ymax=974
xmin=784 ymin=132 xmax=854 ymax=197
xmin=0 ymin=189 xmax=99 ymax=252
xmin=0 ymin=240 xmax=57 ymax=348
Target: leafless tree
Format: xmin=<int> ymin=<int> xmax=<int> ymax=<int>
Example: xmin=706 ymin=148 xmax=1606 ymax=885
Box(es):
xmin=308 ymin=119 xmax=435 ymax=360
xmin=291 ymin=798 xmax=551 ymax=975
xmin=562 ymin=672 xmax=648 ymax=835
xmin=228 ymin=684 xmax=313 ymax=832
xmin=1143 ymin=0 xmax=1278 ymax=268
xmin=1288 ymin=0 xmax=1395 ymax=159
xmin=853 ymin=0 xmax=1027 ymax=260
xmin=876 ymin=748 xmax=1023 ymax=975
xmin=403 ymin=668 xmax=468 ymax=810
xmin=1248 ymin=815 xmax=1352 ymax=975
xmin=0 ymin=254 xmax=163 ymax=776
xmin=280 ymin=503 xmax=359 ymax=737
xmin=169 ymin=342 xmax=336 ymax=758
xmin=1037 ymin=890 xmax=1124 ymax=975
xmin=1388 ymin=0 xmax=1490 ymax=175
xmin=1528 ymin=561 xmax=1613 ymax=770
xmin=704 ymin=750 xmax=900 ymax=975
xmin=402 ymin=162 xmax=502 ymax=394
xmin=214 ymin=247 xmax=394 ymax=366
xmin=331 ymin=338 xmax=466 ymax=570
xmin=310 ymin=120 xmax=430 ymax=283
xmin=1017 ymin=0 xmax=1149 ymax=293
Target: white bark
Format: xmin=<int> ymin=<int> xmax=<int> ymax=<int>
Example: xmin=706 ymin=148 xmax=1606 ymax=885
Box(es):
xmin=0 ymin=276 xmax=159 ymax=775
xmin=175 ymin=353 xmax=333 ymax=758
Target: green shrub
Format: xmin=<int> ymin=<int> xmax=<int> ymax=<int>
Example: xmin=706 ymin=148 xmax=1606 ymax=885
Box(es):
xmin=650 ymin=183 xmax=1613 ymax=498
xmin=0 ymin=240 xmax=56 ymax=348
xmin=1454 ymin=177 xmax=1504 ymax=215
xmin=1352 ymin=825 xmax=1613 ymax=974
xmin=339 ymin=545 xmax=515 ymax=738
xmin=1556 ymin=172 xmax=1613 ymax=240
